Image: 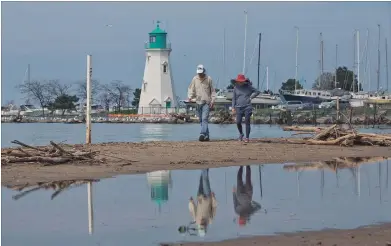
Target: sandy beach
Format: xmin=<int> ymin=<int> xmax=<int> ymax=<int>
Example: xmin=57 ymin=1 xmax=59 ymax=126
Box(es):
xmin=2 ymin=138 xmax=391 ymax=187
xmin=168 ymin=223 xmax=391 ymax=246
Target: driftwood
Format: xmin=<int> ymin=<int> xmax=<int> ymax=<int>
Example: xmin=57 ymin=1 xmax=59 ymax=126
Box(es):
xmin=1 ymin=140 xmax=100 ymax=165
xmin=273 ymin=125 xmax=391 ymax=147
xmin=7 ymin=179 xmax=99 ymax=200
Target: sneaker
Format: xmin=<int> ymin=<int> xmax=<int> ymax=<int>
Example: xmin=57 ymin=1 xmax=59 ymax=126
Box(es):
xmin=243 ymin=138 xmax=249 ymax=143
xmin=199 ymin=134 xmax=205 ymax=142
xmin=238 ymin=134 xmax=244 ymax=141
xmin=204 ymin=136 xmax=210 ymax=141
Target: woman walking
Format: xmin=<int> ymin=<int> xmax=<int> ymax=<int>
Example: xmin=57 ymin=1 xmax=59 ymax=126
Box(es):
xmin=231 ymin=74 xmax=260 ymax=142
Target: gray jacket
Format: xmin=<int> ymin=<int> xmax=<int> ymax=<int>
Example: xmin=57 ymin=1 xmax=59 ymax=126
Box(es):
xmin=232 ymin=82 xmax=260 ymax=108
xmin=233 ymin=192 xmax=261 ymax=217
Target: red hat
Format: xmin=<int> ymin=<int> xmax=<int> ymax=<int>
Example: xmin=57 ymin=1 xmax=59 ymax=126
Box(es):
xmin=235 ymin=74 xmax=247 ymax=83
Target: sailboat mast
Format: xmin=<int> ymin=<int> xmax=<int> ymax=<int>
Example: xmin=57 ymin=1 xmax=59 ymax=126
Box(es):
xmin=266 ymin=66 xmax=269 ymax=91
xmin=223 ymin=28 xmax=226 ymax=88
xmin=357 ymin=30 xmax=360 ymax=92
xmin=335 ymin=44 xmax=338 ymax=88
xmin=365 ymin=29 xmax=370 ymax=92
xmin=353 ymin=31 xmax=356 ymax=92
xmin=377 ymin=24 xmax=381 ymax=92
xmin=257 ymin=33 xmax=262 ymax=90
xmin=27 ymin=64 xmax=31 ymax=83
xmin=295 ymin=26 xmax=299 ymax=91
xmin=318 ymin=32 xmax=323 ymax=88
xmin=242 ymin=10 xmax=248 ymax=74
xmin=386 ymin=38 xmax=389 ymax=92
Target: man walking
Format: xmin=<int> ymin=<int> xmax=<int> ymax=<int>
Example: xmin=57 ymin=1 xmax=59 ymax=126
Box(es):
xmin=188 ymin=64 xmax=216 ymax=141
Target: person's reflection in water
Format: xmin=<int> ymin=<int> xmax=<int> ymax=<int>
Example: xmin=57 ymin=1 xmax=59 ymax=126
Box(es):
xmin=185 ymin=169 xmax=217 ymax=237
xmin=233 ymin=166 xmax=261 ymax=226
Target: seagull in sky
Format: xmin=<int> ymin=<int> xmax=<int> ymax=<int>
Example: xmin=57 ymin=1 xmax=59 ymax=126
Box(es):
xmin=105 ymin=24 xmax=113 ymax=28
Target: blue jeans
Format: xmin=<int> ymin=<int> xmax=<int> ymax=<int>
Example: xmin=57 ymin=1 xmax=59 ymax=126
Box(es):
xmin=197 ymin=169 xmax=211 ymax=197
xmin=196 ymin=103 xmax=210 ymax=137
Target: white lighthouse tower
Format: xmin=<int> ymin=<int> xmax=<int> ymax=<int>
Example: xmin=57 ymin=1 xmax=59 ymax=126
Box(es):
xmin=138 ymin=21 xmax=177 ymax=115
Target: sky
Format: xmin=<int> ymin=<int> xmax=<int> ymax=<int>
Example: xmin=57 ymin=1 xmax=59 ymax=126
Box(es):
xmin=1 ymin=1 xmax=391 ymax=105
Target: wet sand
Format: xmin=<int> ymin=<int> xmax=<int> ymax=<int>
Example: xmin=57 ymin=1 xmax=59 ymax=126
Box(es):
xmin=2 ymin=138 xmax=391 ymax=187
xmin=171 ymin=223 xmax=391 ymax=246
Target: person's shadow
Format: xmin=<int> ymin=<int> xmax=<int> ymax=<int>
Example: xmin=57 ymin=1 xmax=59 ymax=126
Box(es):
xmin=233 ymin=166 xmax=262 ymax=226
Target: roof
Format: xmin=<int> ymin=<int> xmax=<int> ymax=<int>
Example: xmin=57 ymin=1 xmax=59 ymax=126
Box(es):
xmin=149 ymin=21 xmax=167 ymax=35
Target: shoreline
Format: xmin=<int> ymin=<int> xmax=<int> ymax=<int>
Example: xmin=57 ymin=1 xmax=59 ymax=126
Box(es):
xmin=2 ymin=138 xmax=391 ymax=187
xmin=170 ymin=222 xmax=391 ymax=246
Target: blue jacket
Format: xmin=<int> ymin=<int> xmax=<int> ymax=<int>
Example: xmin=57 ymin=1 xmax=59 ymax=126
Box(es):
xmin=232 ymin=82 xmax=260 ymax=108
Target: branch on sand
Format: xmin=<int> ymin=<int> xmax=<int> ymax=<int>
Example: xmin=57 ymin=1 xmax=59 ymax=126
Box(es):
xmin=1 ymin=140 xmax=101 ymax=165
xmin=272 ymin=124 xmax=391 ymax=147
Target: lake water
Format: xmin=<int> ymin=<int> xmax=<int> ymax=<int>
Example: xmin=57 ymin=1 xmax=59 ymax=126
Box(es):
xmin=2 ymin=160 xmax=390 ymax=246
xmin=1 ymin=123 xmax=391 ymax=148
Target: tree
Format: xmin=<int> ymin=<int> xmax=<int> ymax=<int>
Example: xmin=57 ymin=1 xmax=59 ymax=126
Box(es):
xmin=47 ymin=80 xmax=71 ymax=98
xmin=312 ymin=67 xmax=362 ymax=92
xmin=312 ymin=72 xmax=335 ymax=90
xmin=131 ymin=88 xmax=141 ymax=107
xmin=280 ymin=78 xmax=303 ymax=91
xmin=17 ymin=80 xmax=50 ymax=116
xmin=48 ymin=94 xmax=79 ymax=115
xmin=100 ymin=92 xmax=111 ymax=111
xmin=76 ymin=79 xmax=101 ymax=103
xmin=334 ymin=66 xmax=361 ymax=92
xmin=102 ymin=80 xmax=132 ymax=112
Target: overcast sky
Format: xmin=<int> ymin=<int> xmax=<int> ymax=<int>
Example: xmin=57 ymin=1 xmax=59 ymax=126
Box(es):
xmin=1 ymin=1 xmax=391 ymax=104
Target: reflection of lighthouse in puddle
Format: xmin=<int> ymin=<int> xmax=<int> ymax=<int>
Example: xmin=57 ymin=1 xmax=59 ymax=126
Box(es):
xmin=146 ymin=170 xmax=172 ymax=213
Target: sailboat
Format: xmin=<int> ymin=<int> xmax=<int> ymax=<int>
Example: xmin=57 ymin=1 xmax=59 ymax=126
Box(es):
xmin=365 ymin=25 xmax=391 ymax=105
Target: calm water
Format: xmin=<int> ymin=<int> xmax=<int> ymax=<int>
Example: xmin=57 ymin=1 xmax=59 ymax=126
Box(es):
xmin=2 ymin=160 xmax=390 ymax=246
xmin=1 ymin=123 xmax=391 ymax=148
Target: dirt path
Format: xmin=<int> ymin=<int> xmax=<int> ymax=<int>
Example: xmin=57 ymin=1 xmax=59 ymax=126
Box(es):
xmin=169 ymin=223 xmax=391 ymax=246
xmin=2 ymin=138 xmax=391 ymax=187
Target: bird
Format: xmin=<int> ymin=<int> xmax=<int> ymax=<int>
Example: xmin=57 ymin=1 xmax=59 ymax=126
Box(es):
xmin=105 ymin=24 xmax=113 ymax=28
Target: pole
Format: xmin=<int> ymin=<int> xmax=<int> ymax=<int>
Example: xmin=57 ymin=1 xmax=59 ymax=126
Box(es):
xmin=87 ymin=182 xmax=94 ymax=234
xmin=242 ymin=10 xmax=248 ymax=74
xmin=335 ymin=44 xmax=338 ymax=88
xmin=86 ymin=55 xmax=92 ymax=144
xmin=257 ymin=33 xmax=262 ymax=90
xmin=377 ymin=24 xmax=381 ymax=92
xmin=357 ymin=30 xmax=360 ymax=91
xmin=295 ymin=26 xmax=299 ymax=91
xmin=353 ymin=31 xmax=356 ymax=92
xmin=386 ymin=38 xmax=389 ymax=92
xmin=266 ymin=66 xmax=269 ymax=91
xmin=365 ymin=29 xmax=370 ymax=92
xmin=321 ymin=32 xmax=324 ymax=84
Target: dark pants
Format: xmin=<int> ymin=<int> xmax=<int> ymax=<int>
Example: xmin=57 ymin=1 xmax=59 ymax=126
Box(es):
xmin=236 ymin=106 xmax=252 ymax=138
xmin=237 ymin=166 xmax=253 ymax=196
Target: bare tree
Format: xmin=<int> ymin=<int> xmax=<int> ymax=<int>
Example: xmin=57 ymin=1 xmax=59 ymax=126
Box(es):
xmin=102 ymin=80 xmax=132 ymax=112
xmin=99 ymin=92 xmax=112 ymax=112
xmin=76 ymin=79 xmax=101 ymax=104
xmin=47 ymin=80 xmax=71 ymax=98
xmin=17 ymin=80 xmax=50 ymax=116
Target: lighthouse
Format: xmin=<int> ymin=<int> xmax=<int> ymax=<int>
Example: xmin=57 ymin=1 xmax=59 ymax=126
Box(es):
xmin=138 ymin=21 xmax=177 ymax=115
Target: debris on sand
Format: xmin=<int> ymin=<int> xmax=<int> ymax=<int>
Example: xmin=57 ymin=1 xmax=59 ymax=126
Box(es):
xmin=1 ymin=140 xmax=101 ymax=165
xmin=274 ymin=124 xmax=391 ymax=147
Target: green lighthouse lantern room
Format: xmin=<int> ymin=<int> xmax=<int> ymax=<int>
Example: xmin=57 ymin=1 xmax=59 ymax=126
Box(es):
xmin=147 ymin=21 xmax=168 ymax=49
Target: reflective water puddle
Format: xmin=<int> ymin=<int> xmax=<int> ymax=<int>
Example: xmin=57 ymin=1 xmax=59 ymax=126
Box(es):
xmin=2 ymin=157 xmax=390 ymax=246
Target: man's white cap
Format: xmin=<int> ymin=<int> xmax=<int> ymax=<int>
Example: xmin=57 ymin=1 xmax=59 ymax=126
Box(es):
xmin=196 ymin=64 xmax=205 ymax=74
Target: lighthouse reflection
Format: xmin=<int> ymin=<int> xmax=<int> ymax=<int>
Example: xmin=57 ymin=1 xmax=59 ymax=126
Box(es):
xmin=146 ymin=170 xmax=173 ymax=213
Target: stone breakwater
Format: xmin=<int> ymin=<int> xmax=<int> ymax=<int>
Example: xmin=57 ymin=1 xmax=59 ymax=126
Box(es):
xmin=2 ymin=109 xmax=391 ymax=125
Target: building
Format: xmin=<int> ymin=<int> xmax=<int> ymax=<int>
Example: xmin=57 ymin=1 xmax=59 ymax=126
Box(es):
xmin=138 ymin=21 xmax=177 ymax=115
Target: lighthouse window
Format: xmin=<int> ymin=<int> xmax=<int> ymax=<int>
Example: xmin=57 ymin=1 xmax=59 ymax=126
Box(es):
xmin=150 ymin=36 xmax=156 ymax=43
xmin=163 ymin=64 xmax=168 ymax=73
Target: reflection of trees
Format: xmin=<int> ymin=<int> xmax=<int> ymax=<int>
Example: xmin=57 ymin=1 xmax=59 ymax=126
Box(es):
xmin=7 ymin=179 xmax=99 ymax=200
xmin=283 ymin=157 xmax=388 ymax=172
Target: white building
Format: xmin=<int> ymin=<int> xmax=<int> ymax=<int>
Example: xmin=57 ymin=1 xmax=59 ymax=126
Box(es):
xmin=138 ymin=21 xmax=177 ymax=115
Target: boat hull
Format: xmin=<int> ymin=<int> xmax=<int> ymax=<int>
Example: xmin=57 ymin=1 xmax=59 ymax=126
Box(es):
xmin=280 ymin=94 xmax=333 ymax=104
